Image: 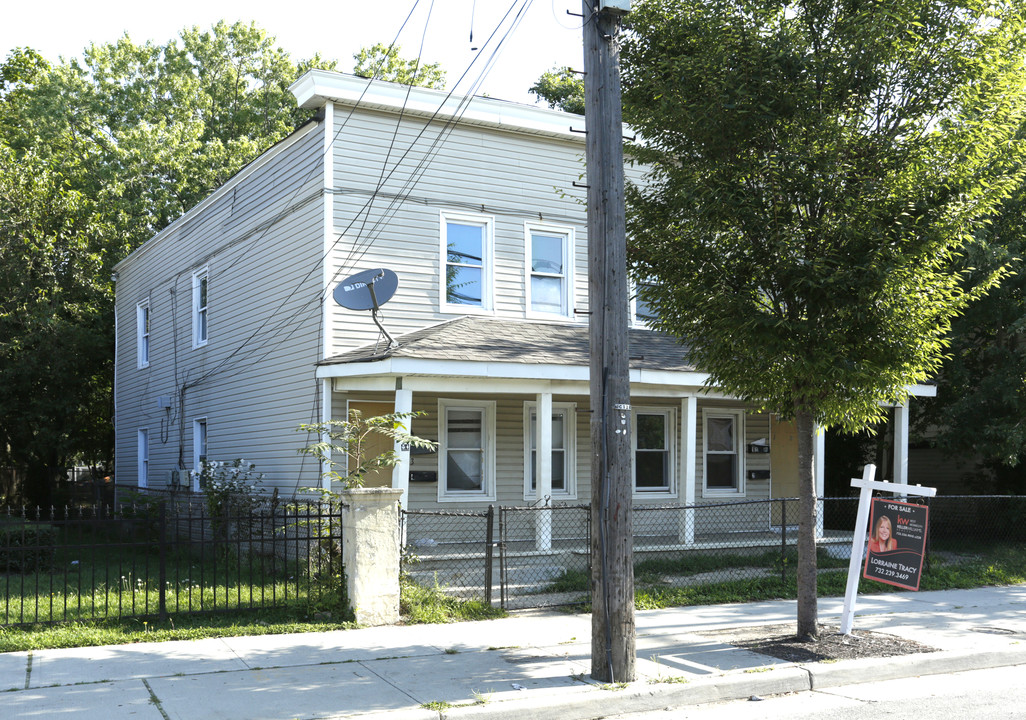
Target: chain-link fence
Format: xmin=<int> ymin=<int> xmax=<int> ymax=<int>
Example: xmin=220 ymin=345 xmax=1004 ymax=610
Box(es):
xmin=401 ymin=508 xmax=497 ymax=604
xmin=399 ymin=495 xmax=1026 ymax=611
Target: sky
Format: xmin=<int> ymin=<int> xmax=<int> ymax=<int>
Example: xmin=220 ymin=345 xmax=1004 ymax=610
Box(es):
xmin=0 ymin=0 xmax=584 ymax=104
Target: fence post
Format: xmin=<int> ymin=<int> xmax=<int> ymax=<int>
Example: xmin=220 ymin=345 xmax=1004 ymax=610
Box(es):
xmin=780 ymin=498 xmax=787 ymax=584
xmin=338 ymin=488 xmax=404 ymax=626
xmin=484 ymin=505 xmax=495 ymax=606
xmin=158 ymin=502 xmax=168 ymax=621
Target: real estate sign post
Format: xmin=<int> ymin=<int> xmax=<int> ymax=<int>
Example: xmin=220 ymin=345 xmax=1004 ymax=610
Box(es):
xmin=839 ymin=465 xmax=935 ymax=635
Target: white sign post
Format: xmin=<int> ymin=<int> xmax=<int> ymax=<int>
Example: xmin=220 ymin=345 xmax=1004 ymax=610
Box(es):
xmin=839 ymin=464 xmax=936 ymax=635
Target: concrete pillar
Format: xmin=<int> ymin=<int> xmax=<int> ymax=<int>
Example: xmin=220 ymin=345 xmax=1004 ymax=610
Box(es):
xmin=338 ymin=487 xmax=403 ymax=626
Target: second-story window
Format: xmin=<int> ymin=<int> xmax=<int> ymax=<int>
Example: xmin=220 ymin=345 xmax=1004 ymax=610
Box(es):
xmin=193 ymin=269 xmax=208 ymax=347
xmin=442 ymin=212 xmax=492 ymax=311
xmin=136 ymin=300 xmax=150 ymax=368
xmin=527 ymin=225 xmax=573 ymax=317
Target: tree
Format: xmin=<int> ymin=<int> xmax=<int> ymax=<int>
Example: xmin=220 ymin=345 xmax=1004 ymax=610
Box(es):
xmin=915 ymin=181 xmax=1026 ymax=492
xmin=353 ymin=43 xmax=446 ymax=89
xmin=0 ymin=23 xmax=339 ymax=503
xmin=620 ymin=0 xmax=1026 ymax=640
xmin=530 ymin=67 xmax=585 ymax=115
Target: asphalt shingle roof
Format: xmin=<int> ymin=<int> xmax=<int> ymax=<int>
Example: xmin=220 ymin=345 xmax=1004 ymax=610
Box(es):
xmin=318 ymin=316 xmax=697 ymax=372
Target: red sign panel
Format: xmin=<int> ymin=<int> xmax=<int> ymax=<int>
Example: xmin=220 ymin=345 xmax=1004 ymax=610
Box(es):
xmin=862 ymin=498 xmax=930 ymax=591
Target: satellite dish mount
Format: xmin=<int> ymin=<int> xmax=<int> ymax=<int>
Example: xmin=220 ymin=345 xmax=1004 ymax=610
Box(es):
xmin=333 ymin=268 xmax=400 ymax=350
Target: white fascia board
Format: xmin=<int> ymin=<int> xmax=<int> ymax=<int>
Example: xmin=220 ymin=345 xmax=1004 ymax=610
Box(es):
xmin=290 ymin=69 xmax=587 ymax=142
xmin=908 ymin=384 xmax=937 ymax=397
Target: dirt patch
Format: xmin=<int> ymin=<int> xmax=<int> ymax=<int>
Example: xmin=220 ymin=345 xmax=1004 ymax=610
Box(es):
xmin=701 ymin=623 xmax=938 ymax=663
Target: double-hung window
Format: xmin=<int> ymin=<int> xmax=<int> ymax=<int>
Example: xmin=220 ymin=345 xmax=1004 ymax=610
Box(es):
xmin=193 ymin=269 xmax=208 ymax=347
xmin=526 ymin=224 xmax=573 ymax=317
xmin=438 ymin=399 xmax=496 ymax=501
xmin=633 ymin=408 xmax=674 ymax=494
xmin=704 ymin=410 xmax=744 ymax=495
xmin=632 ymin=278 xmax=658 ymax=326
xmin=136 ymin=300 xmax=150 ymax=368
xmin=137 ymin=428 xmax=149 ymax=488
xmin=524 ymin=402 xmax=576 ymax=500
xmin=441 ymin=213 xmax=492 ymax=311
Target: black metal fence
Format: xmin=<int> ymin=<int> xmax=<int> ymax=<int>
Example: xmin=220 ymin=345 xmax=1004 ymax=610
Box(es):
xmin=0 ymin=499 xmax=344 ymax=627
xmin=402 ymin=495 xmax=1026 ymax=610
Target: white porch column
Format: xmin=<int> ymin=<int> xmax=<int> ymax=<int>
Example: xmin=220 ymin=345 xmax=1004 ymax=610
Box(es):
xmin=680 ymin=395 xmax=697 ymax=545
xmin=392 ymin=384 xmax=413 ymax=510
xmin=893 ymin=401 xmax=909 ymax=490
xmin=535 ymin=391 xmax=553 ymax=551
xmin=814 ymin=421 xmax=826 ymax=539
xmin=320 ymin=379 xmax=333 ymax=491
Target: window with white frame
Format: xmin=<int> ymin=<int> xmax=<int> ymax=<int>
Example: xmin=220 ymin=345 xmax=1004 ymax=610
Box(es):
xmin=442 ymin=213 xmax=492 ymax=310
xmin=136 ymin=300 xmax=150 ymax=368
xmin=633 ymin=409 xmax=674 ymax=493
xmin=632 ymin=278 xmax=658 ymax=326
xmin=137 ymin=428 xmax=149 ymax=488
xmin=704 ymin=410 xmax=744 ymax=494
xmin=524 ymin=402 xmax=576 ymax=499
xmin=193 ymin=418 xmax=207 ymax=491
xmin=527 ymin=225 xmax=573 ymax=317
xmin=438 ymin=399 xmax=496 ymax=501
xmin=192 ymin=269 xmax=208 ymax=347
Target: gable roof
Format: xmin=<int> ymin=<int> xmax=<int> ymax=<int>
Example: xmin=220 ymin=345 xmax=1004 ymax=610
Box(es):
xmin=318 ymin=316 xmax=697 ymax=372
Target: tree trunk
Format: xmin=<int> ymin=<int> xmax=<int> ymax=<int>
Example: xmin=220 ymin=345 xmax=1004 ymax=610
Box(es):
xmin=795 ymin=409 xmax=819 ymax=641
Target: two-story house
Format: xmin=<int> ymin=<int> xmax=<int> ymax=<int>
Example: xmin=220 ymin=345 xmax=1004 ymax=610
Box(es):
xmin=113 ymin=68 xmax=933 ymax=537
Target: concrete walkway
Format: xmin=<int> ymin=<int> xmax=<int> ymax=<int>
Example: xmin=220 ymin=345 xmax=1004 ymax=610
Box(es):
xmin=2 ymin=585 xmax=1024 ymax=720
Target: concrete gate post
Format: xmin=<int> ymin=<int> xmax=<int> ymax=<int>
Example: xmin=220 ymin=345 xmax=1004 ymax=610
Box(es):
xmin=338 ymin=488 xmax=404 ymax=626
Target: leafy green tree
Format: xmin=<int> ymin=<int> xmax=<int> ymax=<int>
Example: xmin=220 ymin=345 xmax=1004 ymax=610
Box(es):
xmin=620 ymin=0 xmax=1026 ymax=639
xmin=529 ymin=66 xmax=585 ymax=114
xmin=353 ymin=43 xmax=446 ymax=89
xmin=0 ymin=22 xmax=339 ymax=503
xmin=915 ymin=184 xmax=1026 ymax=492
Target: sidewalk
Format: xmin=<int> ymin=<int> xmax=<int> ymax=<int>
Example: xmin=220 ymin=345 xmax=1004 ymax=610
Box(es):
xmin=2 ymin=585 xmax=1024 ymax=720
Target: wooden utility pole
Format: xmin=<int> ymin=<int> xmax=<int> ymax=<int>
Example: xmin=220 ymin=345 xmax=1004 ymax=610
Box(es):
xmin=583 ymin=0 xmax=635 ymax=683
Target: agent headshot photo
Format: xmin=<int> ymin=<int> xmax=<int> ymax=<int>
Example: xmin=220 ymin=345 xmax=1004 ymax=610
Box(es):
xmin=868 ymin=513 xmax=898 ymax=553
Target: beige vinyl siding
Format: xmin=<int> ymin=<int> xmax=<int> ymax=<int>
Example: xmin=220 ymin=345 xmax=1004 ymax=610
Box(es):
xmin=114 ymin=122 xmax=327 ymax=495
xmin=325 ymin=108 xmax=590 ymax=354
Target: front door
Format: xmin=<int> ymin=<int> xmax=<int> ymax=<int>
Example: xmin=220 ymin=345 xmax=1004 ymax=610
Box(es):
xmin=347 ymin=401 xmax=396 ymax=488
xmin=770 ymin=415 xmax=800 ymax=526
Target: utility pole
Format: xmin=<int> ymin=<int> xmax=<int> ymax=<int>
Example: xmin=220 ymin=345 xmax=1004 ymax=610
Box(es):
xmin=583 ymin=0 xmax=635 ymax=683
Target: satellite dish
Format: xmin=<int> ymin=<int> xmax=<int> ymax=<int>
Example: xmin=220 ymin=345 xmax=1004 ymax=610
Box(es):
xmin=333 ymin=268 xmax=400 ymax=349
xmin=333 ymin=268 xmax=398 ymax=311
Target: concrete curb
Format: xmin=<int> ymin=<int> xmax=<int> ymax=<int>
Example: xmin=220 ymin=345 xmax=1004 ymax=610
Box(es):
xmin=378 ymin=645 xmax=1026 ymax=720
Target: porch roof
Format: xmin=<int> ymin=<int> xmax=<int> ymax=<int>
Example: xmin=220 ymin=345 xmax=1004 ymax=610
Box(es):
xmin=318 ymin=316 xmax=698 ymax=372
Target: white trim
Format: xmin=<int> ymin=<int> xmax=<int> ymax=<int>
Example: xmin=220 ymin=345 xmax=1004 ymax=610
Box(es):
xmin=290 ymin=70 xmax=588 ymax=141
xmin=523 ymin=401 xmax=578 ymax=501
xmin=137 ymin=428 xmax=149 ymax=488
xmin=437 ymin=398 xmax=496 ymax=502
xmin=192 ymin=418 xmax=207 ymax=492
xmin=630 ymin=278 xmax=657 ymax=328
xmin=632 ymin=407 xmax=676 ymax=496
xmin=703 ymin=408 xmax=746 ymax=497
xmin=136 ymin=300 xmax=150 ymax=369
xmin=440 ymin=211 xmax=494 ymax=313
xmin=192 ymin=268 xmax=208 ymax=348
xmin=322 ymin=100 xmax=335 ymax=361
xmin=524 ymin=222 xmax=575 ymax=320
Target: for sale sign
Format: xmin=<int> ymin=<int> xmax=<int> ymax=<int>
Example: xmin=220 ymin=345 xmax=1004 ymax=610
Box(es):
xmin=862 ymin=498 xmax=929 ymax=591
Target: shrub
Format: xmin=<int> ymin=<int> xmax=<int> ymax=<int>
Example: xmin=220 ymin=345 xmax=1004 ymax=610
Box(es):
xmin=0 ymin=521 xmax=58 ymax=572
